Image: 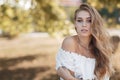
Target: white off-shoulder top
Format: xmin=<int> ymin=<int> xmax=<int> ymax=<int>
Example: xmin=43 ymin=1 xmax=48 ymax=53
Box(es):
xmin=56 ymin=48 xmax=109 ymax=80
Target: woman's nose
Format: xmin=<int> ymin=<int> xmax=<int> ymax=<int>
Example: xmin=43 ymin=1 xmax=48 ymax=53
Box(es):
xmin=82 ymin=22 xmax=87 ymax=27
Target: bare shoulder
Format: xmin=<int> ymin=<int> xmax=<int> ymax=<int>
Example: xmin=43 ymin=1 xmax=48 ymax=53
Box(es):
xmin=62 ymin=35 xmax=77 ymax=52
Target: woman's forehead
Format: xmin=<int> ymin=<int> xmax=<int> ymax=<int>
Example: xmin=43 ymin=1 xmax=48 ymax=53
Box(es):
xmin=76 ymin=10 xmax=91 ymax=19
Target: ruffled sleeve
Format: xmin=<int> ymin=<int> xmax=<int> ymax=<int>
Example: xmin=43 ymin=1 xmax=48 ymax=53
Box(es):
xmin=56 ymin=48 xmax=74 ymax=72
xmin=103 ymin=73 xmax=110 ymax=80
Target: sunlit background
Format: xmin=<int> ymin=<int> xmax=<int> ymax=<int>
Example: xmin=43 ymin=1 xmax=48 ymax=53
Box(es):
xmin=0 ymin=0 xmax=120 ymax=80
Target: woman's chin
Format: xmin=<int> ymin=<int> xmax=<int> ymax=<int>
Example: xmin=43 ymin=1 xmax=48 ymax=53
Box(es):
xmin=77 ymin=33 xmax=91 ymax=37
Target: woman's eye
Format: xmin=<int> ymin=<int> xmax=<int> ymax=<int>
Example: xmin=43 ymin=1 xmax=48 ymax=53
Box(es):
xmin=87 ymin=20 xmax=91 ymax=23
xmin=77 ymin=20 xmax=82 ymax=22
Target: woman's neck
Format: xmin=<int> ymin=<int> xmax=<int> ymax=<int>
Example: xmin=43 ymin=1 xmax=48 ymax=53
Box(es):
xmin=77 ymin=35 xmax=91 ymax=48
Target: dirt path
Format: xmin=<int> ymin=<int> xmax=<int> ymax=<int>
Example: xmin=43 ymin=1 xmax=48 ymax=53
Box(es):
xmin=0 ymin=34 xmax=120 ymax=80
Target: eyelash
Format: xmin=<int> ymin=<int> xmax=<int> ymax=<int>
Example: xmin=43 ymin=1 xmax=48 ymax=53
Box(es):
xmin=77 ymin=20 xmax=91 ymax=23
xmin=88 ymin=20 xmax=91 ymax=22
xmin=77 ymin=20 xmax=82 ymax=22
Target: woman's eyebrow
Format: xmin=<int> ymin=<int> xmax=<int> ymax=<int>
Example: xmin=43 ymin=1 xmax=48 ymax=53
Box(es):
xmin=77 ymin=17 xmax=91 ymax=19
xmin=86 ymin=17 xmax=91 ymax=19
xmin=77 ymin=17 xmax=82 ymax=19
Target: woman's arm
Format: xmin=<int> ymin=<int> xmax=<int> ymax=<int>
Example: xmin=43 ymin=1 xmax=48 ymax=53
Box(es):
xmin=57 ymin=36 xmax=78 ymax=80
xmin=57 ymin=67 xmax=78 ymax=80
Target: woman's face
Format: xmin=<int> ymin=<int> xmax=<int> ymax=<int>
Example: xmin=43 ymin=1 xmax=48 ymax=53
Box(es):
xmin=75 ymin=10 xmax=91 ymax=37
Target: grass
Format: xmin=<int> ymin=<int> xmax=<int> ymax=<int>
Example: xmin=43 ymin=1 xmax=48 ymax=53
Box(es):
xmin=0 ymin=35 xmax=120 ymax=80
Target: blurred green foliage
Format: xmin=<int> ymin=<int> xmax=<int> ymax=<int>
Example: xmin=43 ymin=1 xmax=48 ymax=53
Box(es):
xmin=31 ymin=0 xmax=73 ymax=37
xmin=1 ymin=0 xmax=120 ymax=38
xmin=0 ymin=0 xmax=73 ymax=38
xmin=0 ymin=4 xmax=33 ymax=38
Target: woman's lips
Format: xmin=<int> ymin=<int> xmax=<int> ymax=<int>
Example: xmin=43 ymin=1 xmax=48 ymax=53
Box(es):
xmin=81 ymin=29 xmax=88 ymax=32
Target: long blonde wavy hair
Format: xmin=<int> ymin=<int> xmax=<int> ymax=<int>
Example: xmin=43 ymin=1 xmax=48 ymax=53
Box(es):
xmin=74 ymin=3 xmax=114 ymax=79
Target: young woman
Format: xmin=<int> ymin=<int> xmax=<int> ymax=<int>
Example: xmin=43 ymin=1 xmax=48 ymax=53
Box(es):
xmin=56 ymin=3 xmax=114 ymax=80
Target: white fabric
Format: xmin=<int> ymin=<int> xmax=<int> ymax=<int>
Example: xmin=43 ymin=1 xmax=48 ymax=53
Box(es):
xmin=56 ymin=48 xmax=110 ymax=80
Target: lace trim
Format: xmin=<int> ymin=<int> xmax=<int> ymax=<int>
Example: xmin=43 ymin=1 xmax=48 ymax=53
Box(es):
xmin=60 ymin=48 xmax=96 ymax=60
